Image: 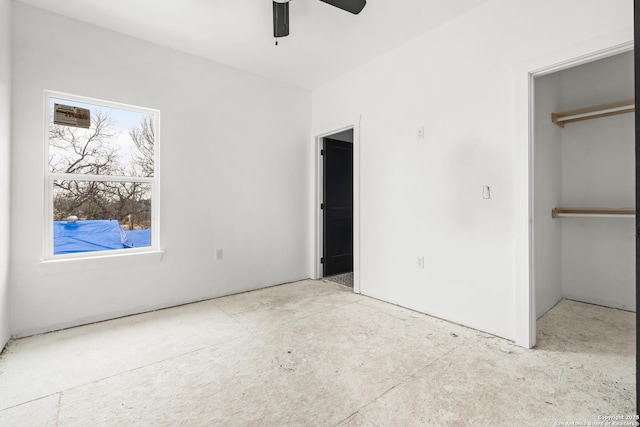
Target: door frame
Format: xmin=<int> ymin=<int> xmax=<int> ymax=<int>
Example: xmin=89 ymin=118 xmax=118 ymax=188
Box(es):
xmin=314 ymin=117 xmax=361 ymax=293
xmin=515 ymin=38 xmax=633 ymax=348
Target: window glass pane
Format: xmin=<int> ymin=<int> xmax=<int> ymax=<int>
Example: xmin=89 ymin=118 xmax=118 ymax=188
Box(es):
xmin=53 ymin=180 xmax=152 ymax=255
xmin=49 ymin=98 xmax=154 ymax=177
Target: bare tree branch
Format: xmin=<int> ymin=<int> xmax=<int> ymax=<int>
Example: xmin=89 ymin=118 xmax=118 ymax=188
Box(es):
xmin=50 ymin=110 xmax=118 ymax=175
xmin=50 ymin=109 xmax=153 ymax=228
xmin=129 ymin=115 xmax=154 ymax=177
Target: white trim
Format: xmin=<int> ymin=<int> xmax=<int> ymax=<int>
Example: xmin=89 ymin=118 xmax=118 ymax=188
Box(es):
xmin=40 ymin=250 xmax=164 ymax=272
xmin=313 ymin=116 xmax=362 ymax=294
xmin=315 ymin=136 xmax=323 ymax=280
xmin=514 ymin=38 xmax=633 ymax=349
xmin=45 ymin=90 xmax=159 ymax=116
xmin=49 ymin=173 xmax=155 ymax=183
xmin=528 ymin=42 xmax=633 ymax=77
xmin=43 ymin=90 xmax=161 ymax=261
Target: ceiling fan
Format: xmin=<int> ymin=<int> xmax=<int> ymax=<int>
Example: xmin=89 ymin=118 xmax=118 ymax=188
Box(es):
xmin=273 ymin=0 xmax=366 ymax=44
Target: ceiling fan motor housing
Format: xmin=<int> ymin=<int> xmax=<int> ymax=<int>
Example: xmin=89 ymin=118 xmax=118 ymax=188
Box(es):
xmin=273 ymin=0 xmax=290 ymax=38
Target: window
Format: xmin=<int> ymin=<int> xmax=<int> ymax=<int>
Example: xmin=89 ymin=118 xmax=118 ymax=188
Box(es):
xmin=45 ymin=92 xmax=159 ymax=259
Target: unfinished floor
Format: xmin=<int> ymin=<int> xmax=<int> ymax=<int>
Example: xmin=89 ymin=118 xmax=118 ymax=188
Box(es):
xmin=0 ymin=280 xmax=635 ymax=426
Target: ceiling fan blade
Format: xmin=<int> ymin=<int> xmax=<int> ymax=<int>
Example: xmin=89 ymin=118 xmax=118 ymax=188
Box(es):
xmin=318 ymin=0 xmax=366 ymax=15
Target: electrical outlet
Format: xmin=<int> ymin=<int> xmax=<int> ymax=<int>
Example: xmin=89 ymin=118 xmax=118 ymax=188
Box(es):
xmin=417 ymin=127 xmax=425 ymax=141
xmin=417 ymin=256 xmax=424 ymax=269
xmin=216 ymin=249 xmax=223 ymax=261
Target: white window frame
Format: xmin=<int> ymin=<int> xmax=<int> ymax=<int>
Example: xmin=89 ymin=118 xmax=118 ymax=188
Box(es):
xmin=44 ymin=90 xmax=161 ymax=261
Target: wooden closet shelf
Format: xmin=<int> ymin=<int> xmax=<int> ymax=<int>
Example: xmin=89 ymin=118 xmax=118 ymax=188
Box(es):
xmin=552 ymin=208 xmax=636 ymax=218
xmin=551 ymin=99 xmax=635 ymax=128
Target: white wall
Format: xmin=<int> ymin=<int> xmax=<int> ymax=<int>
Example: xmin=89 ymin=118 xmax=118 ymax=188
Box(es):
xmin=10 ymin=3 xmax=311 ymax=337
xmin=559 ymin=52 xmax=635 ymax=311
xmin=533 ymin=73 xmax=563 ymax=318
xmin=0 ymin=0 xmax=11 ymax=349
xmin=312 ymin=0 xmax=632 ymax=341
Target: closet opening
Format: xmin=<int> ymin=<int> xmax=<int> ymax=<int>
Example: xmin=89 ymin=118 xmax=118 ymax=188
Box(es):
xmin=532 ymin=51 xmax=635 ymax=344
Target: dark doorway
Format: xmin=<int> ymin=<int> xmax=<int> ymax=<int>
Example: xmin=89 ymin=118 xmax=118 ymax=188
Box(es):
xmin=322 ymin=132 xmax=353 ymax=277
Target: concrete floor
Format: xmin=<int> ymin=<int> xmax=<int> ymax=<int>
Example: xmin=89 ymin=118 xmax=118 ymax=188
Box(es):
xmin=0 ymin=280 xmax=635 ymax=426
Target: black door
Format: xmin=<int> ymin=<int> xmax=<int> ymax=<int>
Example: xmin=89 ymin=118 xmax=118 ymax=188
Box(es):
xmin=323 ymin=138 xmax=353 ymax=277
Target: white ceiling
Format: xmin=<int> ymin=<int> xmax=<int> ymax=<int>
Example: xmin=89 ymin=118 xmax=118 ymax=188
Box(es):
xmin=16 ymin=0 xmax=490 ymax=89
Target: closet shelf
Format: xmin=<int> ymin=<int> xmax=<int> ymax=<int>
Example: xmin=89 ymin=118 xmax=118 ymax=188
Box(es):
xmin=551 ymin=99 xmax=635 ymax=128
xmin=552 ymin=207 xmax=636 ymax=218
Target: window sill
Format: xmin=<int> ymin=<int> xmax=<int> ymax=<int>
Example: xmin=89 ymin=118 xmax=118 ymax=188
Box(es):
xmin=39 ymin=250 xmax=164 ymax=274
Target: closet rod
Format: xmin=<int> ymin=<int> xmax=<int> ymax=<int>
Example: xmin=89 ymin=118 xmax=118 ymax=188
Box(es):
xmin=552 ymin=208 xmax=636 ymax=218
xmin=551 ymin=99 xmax=635 ymax=127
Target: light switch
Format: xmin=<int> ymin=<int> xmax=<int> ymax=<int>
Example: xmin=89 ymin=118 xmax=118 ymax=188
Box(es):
xmin=482 ymin=185 xmax=491 ymax=199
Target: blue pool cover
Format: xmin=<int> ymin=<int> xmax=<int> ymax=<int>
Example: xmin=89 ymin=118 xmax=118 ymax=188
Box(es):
xmin=54 ymin=220 xmax=150 ymax=255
